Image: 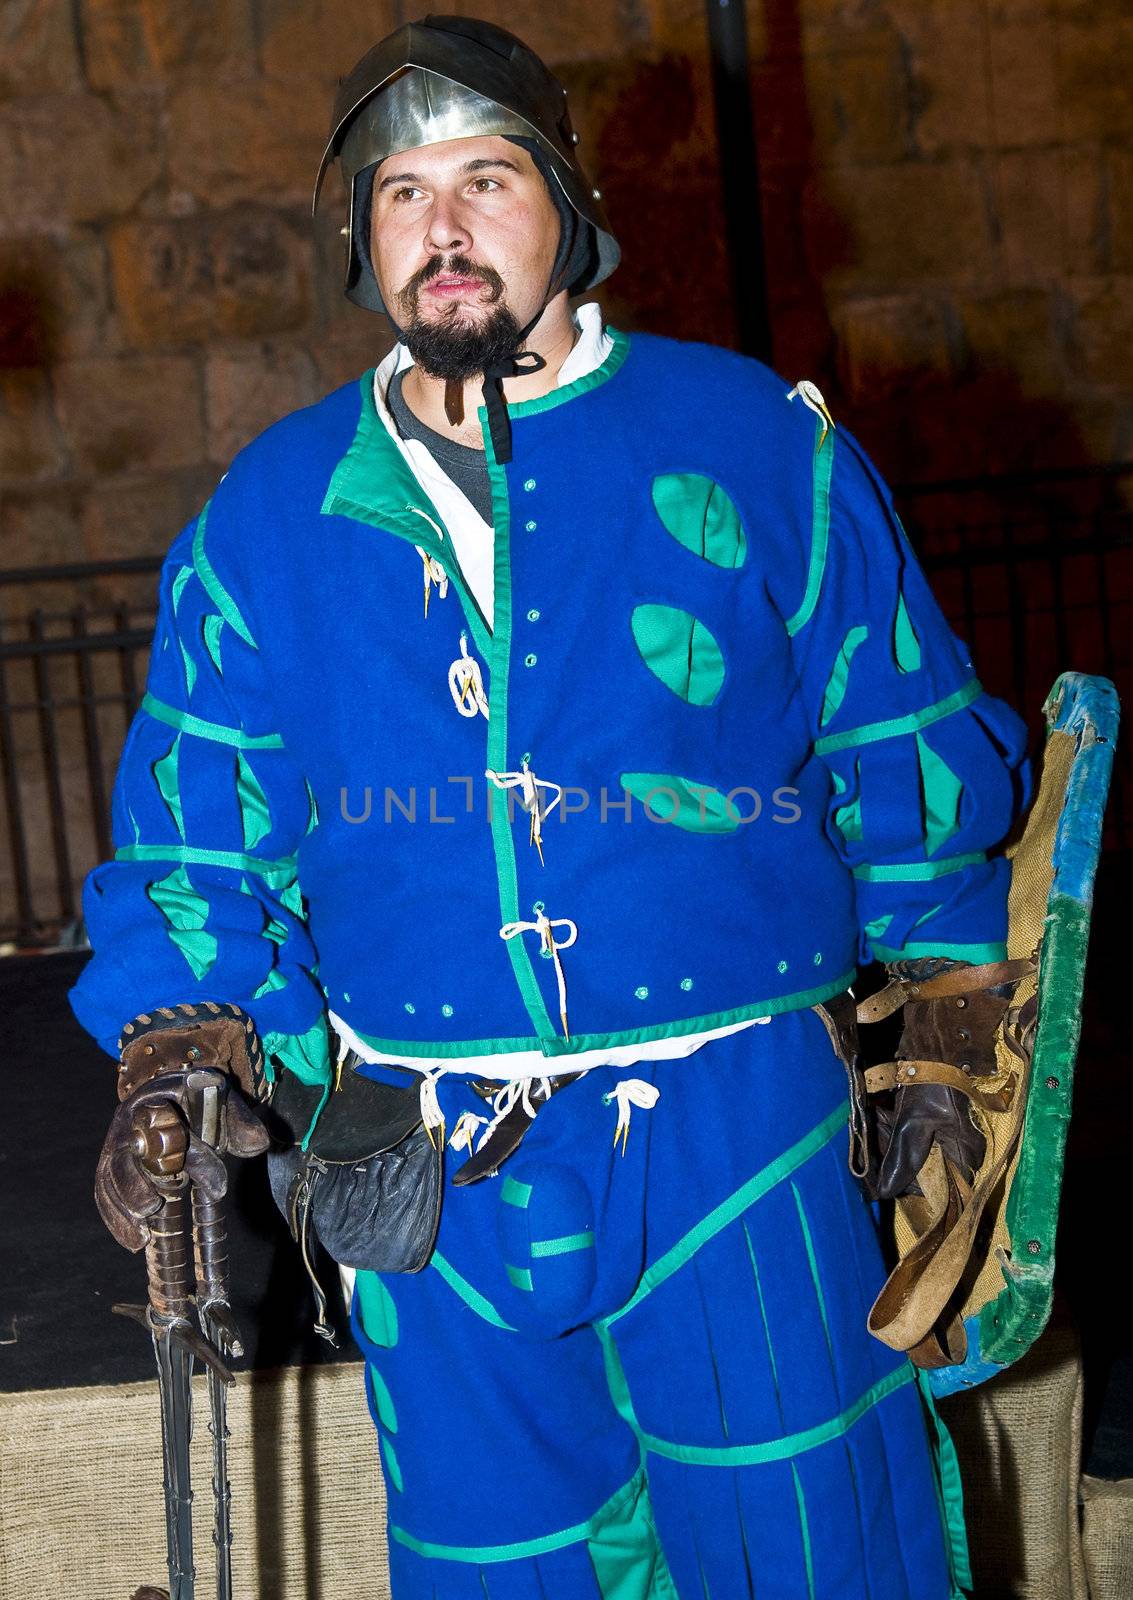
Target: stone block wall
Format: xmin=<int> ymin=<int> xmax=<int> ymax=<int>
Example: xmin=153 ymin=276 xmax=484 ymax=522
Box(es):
xmin=2 ymin=0 xmax=1131 ymax=575
xmin=1 ymin=1 xmax=1131 ymax=932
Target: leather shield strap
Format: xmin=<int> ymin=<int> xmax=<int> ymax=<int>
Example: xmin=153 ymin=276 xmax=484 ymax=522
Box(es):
xmin=856 ymin=957 xmax=1035 ymax=1024
xmin=811 ymin=992 xmax=870 ymax=1180
xmin=860 ymin=964 xmax=1038 ymax=1365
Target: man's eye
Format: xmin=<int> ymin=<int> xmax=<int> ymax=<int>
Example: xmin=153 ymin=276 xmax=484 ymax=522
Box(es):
xmin=393 ymin=186 xmax=422 ymax=202
xmin=470 ymin=178 xmax=500 ymax=193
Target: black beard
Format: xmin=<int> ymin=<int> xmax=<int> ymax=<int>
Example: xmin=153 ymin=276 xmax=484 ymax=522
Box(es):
xmin=396 ymin=255 xmax=523 ymax=381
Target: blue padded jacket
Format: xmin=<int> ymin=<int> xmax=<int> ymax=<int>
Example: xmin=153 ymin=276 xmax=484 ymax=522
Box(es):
xmin=70 ymin=331 xmax=1030 ymax=1084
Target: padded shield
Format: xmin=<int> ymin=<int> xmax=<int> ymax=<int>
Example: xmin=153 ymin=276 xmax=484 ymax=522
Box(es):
xmin=873 ymin=673 xmax=1118 ymax=1398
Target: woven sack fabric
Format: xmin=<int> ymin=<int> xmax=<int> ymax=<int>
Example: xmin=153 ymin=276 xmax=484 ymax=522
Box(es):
xmin=939 ymin=1322 xmax=1088 ymax=1599
xmin=0 ymin=1362 xmax=390 ymax=1599
xmin=1080 ymin=1475 xmax=1133 ymax=1600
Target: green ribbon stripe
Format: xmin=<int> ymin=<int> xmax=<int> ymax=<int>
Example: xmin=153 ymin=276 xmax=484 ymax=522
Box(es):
xmin=391 ymin=1466 xmax=647 ymax=1563
xmin=603 ymin=1101 xmax=847 ymax=1328
xmin=813 ymin=680 xmax=983 ymax=755
xmin=142 ymin=693 xmax=284 ymax=750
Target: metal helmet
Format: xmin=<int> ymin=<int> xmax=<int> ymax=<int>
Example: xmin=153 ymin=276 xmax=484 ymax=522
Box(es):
xmin=313 ymin=14 xmax=620 ymax=313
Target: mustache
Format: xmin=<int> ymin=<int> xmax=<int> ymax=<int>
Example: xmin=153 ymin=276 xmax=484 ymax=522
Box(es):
xmin=396 ymin=254 xmax=506 ymax=317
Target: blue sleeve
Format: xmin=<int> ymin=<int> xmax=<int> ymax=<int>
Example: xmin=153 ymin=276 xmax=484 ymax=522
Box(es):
xmin=782 ymin=415 xmax=1031 ymax=965
xmin=69 ymin=500 xmax=331 ymax=1087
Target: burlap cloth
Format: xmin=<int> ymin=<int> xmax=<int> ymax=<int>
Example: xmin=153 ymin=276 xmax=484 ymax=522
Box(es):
xmin=1079 ymin=1475 xmax=1133 ymax=1600
xmin=940 ymin=1321 xmax=1089 ymax=1600
xmin=0 ymin=1362 xmax=390 ymax=1599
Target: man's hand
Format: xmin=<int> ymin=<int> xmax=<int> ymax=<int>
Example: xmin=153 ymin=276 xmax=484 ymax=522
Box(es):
xmin=95 ymin=1004 xmax=271 ymax=1251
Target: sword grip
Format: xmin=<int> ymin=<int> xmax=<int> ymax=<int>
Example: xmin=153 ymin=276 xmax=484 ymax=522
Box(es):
xmin=145 ymin=1187 xmax=191 ymax=1321
xmin=191 ymin=1189 xmax=228 ymax=1306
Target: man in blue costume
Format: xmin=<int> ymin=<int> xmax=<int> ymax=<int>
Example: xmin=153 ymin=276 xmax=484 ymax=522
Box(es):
xmin=77 ymin=16 xmax=1031 ymax=1598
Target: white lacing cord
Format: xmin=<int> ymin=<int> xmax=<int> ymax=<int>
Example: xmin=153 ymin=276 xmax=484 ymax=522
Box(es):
xmin=485 ymin=761 xmax=563 ymax=863
xmin=448 ymin=635 xmax=489 ymax=719
xmin=448 ymin=1109 xmax=489 ymax=1154
xmin=603 ymin=1078 xmax=661 ymax=1156
xmin=499 ymin=910 xmax=578 ymax=1039
xmin=414 ymin=543 xmax=449 ymax=617
xmin=787 ymin=379 xmax=836 ymax=447
xmin=418 ymin=1067 xmax=449 ymax=1148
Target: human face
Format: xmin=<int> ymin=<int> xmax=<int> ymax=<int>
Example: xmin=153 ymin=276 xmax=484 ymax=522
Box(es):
xmin=369 ymin=134 xmax=560 ymax=339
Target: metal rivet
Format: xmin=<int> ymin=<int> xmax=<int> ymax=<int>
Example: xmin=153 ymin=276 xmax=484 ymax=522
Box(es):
xmin=1045 ymin=1075 xmax=1060 ymax=1089
xmin=187 ymin=1046 xmax=201 ymax=1060
xmin=956 ymin=997 xmax=967 ymax=1008
xmin=592 ymin=188 xmax=601 ymax=198
xmin=680 ymin=977 xmax=693 ymax=991
xmin=525 ymin=519 xmax=537 ymax=532
xmin=527 ymin=608 xmax=540 ymax=621
xmin=957 ymin=1027 xmax=971 ymax=1041
xmin=906 ymin=1065 xmax=917 ymax=1077
xmin=441 ymin=1003 xmax=454 ymax=1018
xmin=523 ymin=478 xmax=537 ymax=492
xmin=960 ymin=1062 xmax=971 ymax=1074
xmin=634 ymin=986 xmax=649 ymax=1000
xmin=1026 ymin=1239 xmax=1042 ymax=1255
xmin=404 ymin=1002 xmax=416 ymax=1014
xmin=524 ymin=652 xmax=537 ymax=667
xmin=144 ymin=1044 xmax=155 ymax=1055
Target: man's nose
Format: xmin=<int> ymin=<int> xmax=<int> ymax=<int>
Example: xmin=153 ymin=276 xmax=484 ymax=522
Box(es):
xmin=424 ymin=196 xmax=472 ymax=255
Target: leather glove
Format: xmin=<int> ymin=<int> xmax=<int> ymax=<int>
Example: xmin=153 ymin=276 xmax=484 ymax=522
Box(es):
xmin=95 ymin=1002 xmax=271 ymax=1251
xmin=871 ymin=957 xmax=1016 ymax=1201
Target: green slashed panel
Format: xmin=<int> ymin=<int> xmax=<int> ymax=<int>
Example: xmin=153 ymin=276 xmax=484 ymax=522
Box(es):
xmin=203 ymin=613 xmax=225 ymax=674
xmin=356 ymin=1271 xmax=399 ymax=1348
xmin=152 ymin=735 xmax=184 ymax=840
xmin=650 ymin=473 xmax=748 ymax=569
xmin=832 ymin=758 xmax=863 ymax=845
xmin=893 ymin=591 xmax=922 ymax=673
xmin=819 ymin=626 xmax=869 ymax=727
xmin=236 ymin=751 xmax=272 ymax=851
xmin=145 ymin=865 xmax=216 ymax=979
xmin=620 ymin=773 xmax=740 ymax=834
xmin=917 ymin=733 xmax=964 ymax=856
xmin=630 ymin=605 xmax=726 ymax=706
xmin=367 ymin=1366 xmax=399 ymax=1433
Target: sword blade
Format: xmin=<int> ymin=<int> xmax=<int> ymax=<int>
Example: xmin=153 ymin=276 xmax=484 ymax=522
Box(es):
xmin=199 ymin=1303 xmax=235 ymax=1600
xmin=151 ymin=1319 xmax=195 ymax=1600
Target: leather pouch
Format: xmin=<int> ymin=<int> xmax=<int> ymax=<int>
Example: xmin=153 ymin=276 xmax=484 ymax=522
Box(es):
xmin=267 ymin=1060 xmax=443 ymax=1277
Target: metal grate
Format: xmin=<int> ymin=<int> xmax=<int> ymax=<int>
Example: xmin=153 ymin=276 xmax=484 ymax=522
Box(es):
xmin=897 ymin=463 xmax=1131 ymax=852
xmin=0 ymin=559 xmax=160 ymax=945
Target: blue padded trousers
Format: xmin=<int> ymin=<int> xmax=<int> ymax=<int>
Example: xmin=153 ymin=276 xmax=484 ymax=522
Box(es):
xmin=349 ymin=1008 xmax=962 ymax=1599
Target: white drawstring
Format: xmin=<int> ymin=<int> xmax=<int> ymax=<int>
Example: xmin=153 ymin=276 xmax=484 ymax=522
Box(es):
xmin=448 ymin=1109 xmax=489 ymax=1154
xmin=787 ymin=379 xmax=836 ymax=447
xmin=448 ymin=635 xmax=489 ymax=719
xmin=499 ymin=910 xmax=578 ymax=1039
xmin=485 ymin=761 xmax=563 ymax=863
xmin=414 ymin=543 xmax=449 ymax=618
xmin=418 ymin=1067 xmax=449 ymax=1148
xmin=604 ymin=1078 xmax=661 ymax=1156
